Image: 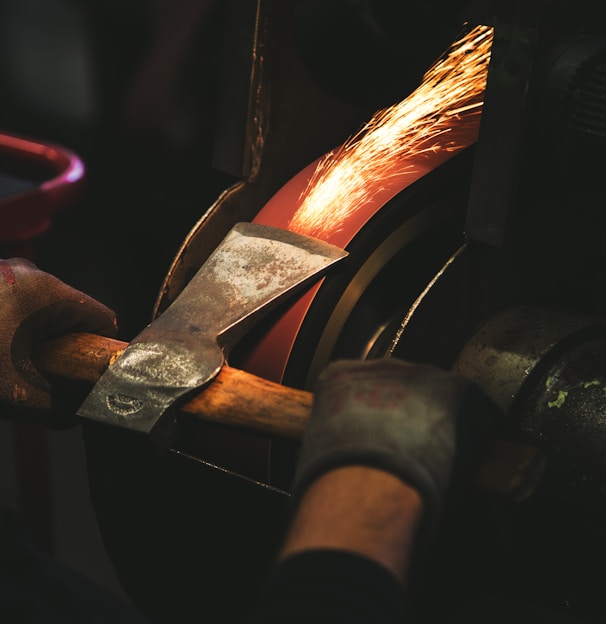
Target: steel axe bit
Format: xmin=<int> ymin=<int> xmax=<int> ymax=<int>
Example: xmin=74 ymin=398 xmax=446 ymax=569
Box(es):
xmin=77 ymin=222 xmax=347 ymax=450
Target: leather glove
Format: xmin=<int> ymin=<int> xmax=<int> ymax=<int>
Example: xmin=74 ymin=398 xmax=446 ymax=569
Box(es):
xmin=291 ymin=357 xmax=502 ymax=538
xmin=0 ymin=257 xmax=118 ymax=426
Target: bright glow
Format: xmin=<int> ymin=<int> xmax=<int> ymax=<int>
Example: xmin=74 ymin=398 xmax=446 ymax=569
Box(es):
xmin=288 ymin=24 xmax=494 ymax=239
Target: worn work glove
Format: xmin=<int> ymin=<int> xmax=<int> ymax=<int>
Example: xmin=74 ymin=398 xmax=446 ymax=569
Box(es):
xmin=291 ymin=357 xmax=501 ymax=537
xmin=0 ymin=257 xmax=118 ymax=426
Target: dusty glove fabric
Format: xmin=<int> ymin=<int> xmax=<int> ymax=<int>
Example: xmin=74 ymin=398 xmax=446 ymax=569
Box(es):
xmin=0 ymin=258 xmax=117 ymax=426
xmin=291 ymin=357 xmax=501 ymax=538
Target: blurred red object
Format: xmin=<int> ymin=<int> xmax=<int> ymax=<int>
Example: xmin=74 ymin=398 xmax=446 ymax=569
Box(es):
xmin=0 ymin=130 xmax=85 ymax=244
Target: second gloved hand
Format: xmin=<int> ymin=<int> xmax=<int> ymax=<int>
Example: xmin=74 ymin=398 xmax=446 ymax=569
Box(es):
xmin=291 ymin=357 xmax=501 ymax=538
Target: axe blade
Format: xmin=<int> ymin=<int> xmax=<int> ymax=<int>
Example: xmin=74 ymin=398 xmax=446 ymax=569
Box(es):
xmin=76 ymin=222 xmax=347 ymax=451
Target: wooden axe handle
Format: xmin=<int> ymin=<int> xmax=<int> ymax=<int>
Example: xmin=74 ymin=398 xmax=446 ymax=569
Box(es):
xmin=34 ymin=332 xmax=544 ymax=503
xmin=34 ymin=332 xmax=312 ymax=439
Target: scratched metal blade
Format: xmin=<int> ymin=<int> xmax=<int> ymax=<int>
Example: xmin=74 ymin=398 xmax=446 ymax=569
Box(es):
xmin=77 ymin=222 xmax=347 ymax=450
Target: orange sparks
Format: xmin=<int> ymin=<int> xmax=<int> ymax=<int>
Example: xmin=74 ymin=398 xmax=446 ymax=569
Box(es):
xmin=287 ymin=24 xmax=494 ymax=239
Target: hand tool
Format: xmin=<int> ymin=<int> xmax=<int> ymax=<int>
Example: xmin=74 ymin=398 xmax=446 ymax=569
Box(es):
xmin=75 ymin=221 xmax=347 ymax=450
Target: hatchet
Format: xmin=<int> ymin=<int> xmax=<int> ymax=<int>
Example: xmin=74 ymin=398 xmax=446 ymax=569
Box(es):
xmin=73 ymin=222 xmax=347 ymax=451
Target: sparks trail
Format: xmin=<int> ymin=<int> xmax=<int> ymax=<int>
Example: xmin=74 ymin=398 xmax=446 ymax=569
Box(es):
xmin=288 ymin=24 xmax=494 ymax=240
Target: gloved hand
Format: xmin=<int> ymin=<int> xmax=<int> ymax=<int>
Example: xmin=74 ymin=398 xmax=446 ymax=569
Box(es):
xmin=291 ymin=357 xmax=502 ymax=538
xmin=0 ymin=257 xmax=118 ymax=426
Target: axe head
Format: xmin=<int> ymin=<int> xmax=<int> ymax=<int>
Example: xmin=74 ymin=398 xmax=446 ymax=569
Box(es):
xmin=77 ymin=222 xmax=347 ymax=451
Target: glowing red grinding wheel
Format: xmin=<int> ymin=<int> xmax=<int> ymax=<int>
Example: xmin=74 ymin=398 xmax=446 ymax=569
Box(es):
xmin=235 ymin=22 xmax=493 ymax=397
